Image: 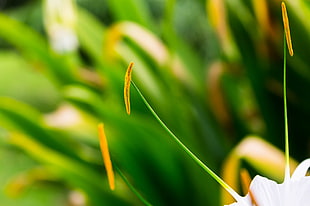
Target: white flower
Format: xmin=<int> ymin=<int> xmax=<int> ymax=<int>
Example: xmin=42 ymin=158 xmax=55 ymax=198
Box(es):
xmin=43 ymin=0 xmax=78 ymax=53
xmin=226 ymin=159 xmax=310 ymax=206
xmin=224 ymin=3 xmax=310 ymax=205
xmin=47 ymin=25 xmax=78 ymax=53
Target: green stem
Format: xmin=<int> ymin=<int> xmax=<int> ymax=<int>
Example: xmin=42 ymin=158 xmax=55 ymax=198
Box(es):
xmin=115 ymin=165 xmax=152 ymax=206
xmin=131 ymin=81 xmax=241 ymax=201
xmin=283 ymin=33 xmax=290 ymax=180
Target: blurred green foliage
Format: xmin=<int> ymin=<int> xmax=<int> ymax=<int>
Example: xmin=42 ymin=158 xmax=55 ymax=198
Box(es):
xmin=0 ymin=0 xmax=310 ymax=205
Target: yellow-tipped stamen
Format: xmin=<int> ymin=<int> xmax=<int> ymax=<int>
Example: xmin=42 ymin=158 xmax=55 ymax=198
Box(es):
xmin=130 ymin=80 xmax=244 ymax=203
xmin=281 ymin=2 xmax=293 ymax=56
xmin=98 ymin=123 xmax=115 ymax=190
xmin=282 ymin=1 xmax=292 ymax=181
xmin=124 ymin=62 xmax=134 ymax=115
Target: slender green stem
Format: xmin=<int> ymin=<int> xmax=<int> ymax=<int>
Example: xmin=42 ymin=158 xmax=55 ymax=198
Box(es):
xmin=131 ymin=81 xmax=241 ymax=202
xmin=283 ymin=33 xmax=290 ymax=180
xmin=115 ymin=165 xmax=152 ymax=206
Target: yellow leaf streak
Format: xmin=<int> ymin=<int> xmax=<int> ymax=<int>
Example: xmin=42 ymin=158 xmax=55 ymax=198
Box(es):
xmin=281 ymin=2 xmax=293 ymax=56
xmin=124 ymin=62 xmax=134 ymax=115
xmin=98 ymin=123 xmax=115 ymax=190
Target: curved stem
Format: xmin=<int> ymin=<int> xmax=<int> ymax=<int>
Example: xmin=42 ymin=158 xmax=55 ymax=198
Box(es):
xmin=115 ymin=165 xmax=152 ymax=206
xmin=131 ymin=81 xmax=242 ymax=202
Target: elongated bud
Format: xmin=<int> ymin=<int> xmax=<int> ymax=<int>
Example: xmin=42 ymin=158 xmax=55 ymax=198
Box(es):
xmin=124 ymin=62 xmax=134 ymax=115
xmin=281 ymin=2 xmax=293 ymax=56
xmin=98 ymin=123 xmax=115 ymax=190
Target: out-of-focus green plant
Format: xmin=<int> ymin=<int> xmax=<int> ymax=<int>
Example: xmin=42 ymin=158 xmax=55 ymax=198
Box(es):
xmin=0 ymin=0 xmax=309 ymax=205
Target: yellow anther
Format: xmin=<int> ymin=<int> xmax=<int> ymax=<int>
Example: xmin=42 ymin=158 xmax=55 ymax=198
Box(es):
xmin=281 ymin=2 xmax=294 ymax=56
xmin=98 ymin=123 xmax=115 ymax=190
xmin=124 ymin=62 xmax=134 ymax=115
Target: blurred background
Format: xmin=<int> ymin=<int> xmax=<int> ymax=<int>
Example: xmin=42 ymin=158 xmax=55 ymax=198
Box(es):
xmin=0 ymin=0 xmax=310 ymax=205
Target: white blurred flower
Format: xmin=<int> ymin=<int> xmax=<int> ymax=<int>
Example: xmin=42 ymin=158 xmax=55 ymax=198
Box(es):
xmin=43 ymin=0 xmax=78 ymax=53
xmin=226 ymin=159 xmax=310 ymax=206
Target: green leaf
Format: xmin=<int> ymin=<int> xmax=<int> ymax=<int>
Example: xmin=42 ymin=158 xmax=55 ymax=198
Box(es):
xmin=0 ymin=97 xmax=79 ymax=161
xmin=0 ymin=13 xmax=76 ymax=84
xmin=106 ymin=0 xmax=155 ymax=30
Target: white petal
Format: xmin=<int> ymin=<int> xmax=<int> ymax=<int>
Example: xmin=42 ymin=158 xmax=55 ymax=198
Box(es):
xmin=224 ymin=195 xmax=252 ymax=206
xmin=284 ymin=176 xmax=310 ymax=206
xmin=224 ymin=159 xmax=310 ymax=206
xmin=225 ymin=175 xmax=282 ymax=206
xmin=291 ymin=158 xmax=310 ymax=180
xmin=249 ymin=175 xmax=283 ymax=206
